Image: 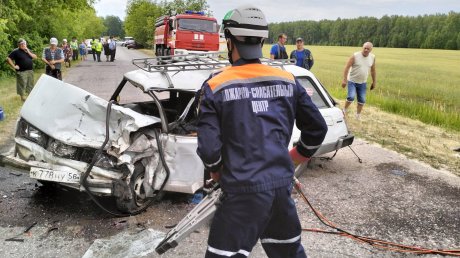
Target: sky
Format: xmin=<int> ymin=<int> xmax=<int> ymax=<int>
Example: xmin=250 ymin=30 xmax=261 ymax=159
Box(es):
xmin=94 ymin=0 xmax=459 ymax=23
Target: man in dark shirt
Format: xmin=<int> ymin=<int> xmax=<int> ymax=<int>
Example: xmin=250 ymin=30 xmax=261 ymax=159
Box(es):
xmin=6 ymin=38 xmax=37 ymax=101
xmin=290 ymin=37 xmax=314 ymax=70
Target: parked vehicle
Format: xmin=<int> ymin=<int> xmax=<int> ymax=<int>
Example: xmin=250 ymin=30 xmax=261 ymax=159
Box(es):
xmin=85 ymin=39 xmax=93 ymax=54
xmin=154 ymin=10 xmax=219 ymax=60
xmin=126 ymin=41 xmax=143 ymax=49
xmin=12 ymin=55 xmax=353 ymax=214
xmin=121 ymin=37 xmax=134 ymax=47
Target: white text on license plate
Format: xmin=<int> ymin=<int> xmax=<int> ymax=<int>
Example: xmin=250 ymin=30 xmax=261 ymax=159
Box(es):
xmin=30 ymin=167 xmax=80 ymax=183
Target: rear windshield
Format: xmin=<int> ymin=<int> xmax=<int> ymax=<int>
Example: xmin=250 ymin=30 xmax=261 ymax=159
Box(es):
xmin=178 ymin=18 xmax=217 ymax=33
xmin=296 ymin=77 xmax=329 ymax=109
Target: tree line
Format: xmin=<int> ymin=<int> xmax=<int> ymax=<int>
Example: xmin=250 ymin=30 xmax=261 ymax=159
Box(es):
xmin=0 ymin=0 xmax=123 ymax=77
xmin=0 ymin=0 xmax=208 ymax=77
xmin=2 ymin=0 xmax=457 ymax=78
xmin=268 ymin=12 xmax=460 ymax=49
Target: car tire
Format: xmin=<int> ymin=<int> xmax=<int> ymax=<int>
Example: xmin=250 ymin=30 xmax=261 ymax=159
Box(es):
xmin=115 ymin=163 xmax=162 ymax=214
xmin=155 ymin=45 xmax=163 ymax=57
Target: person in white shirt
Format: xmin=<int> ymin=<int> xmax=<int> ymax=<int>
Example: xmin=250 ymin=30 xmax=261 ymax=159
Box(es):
xmin=341 ymin=42 xmax=377 ymax=120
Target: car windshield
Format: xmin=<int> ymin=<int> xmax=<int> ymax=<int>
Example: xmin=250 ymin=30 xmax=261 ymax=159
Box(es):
xmin=178 ymin=18 xmax=217 ymax=33
xmin=296 ymin=76 xmax=329 ymax=109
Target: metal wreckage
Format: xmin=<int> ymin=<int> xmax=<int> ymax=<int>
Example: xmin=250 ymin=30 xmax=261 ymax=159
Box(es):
xmin=10 ymin=54 xmax=354 ymax=218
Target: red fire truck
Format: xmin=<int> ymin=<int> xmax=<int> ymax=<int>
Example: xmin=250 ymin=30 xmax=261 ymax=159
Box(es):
xmin=154 ymin=11 xmax=219 ymax=59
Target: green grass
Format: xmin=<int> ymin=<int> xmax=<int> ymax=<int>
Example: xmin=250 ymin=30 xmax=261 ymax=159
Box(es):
xmin=263 ymin=45 xmax=460 ymax=132
xmin=0 ymin=75 xmax=25 ymax=140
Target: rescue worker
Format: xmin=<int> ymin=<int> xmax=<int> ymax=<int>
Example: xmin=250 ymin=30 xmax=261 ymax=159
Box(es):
xmin=95 ymin=38 xmax=103 ymax=62
xmin=91 ymin=38 xmax=97 ymax=61
xmin=196 ymin=4 xmax=328 ymax=258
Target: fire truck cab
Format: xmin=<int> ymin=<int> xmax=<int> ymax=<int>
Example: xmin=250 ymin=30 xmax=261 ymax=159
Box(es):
xmin=154 ymin=11 xmax=219 ymax=60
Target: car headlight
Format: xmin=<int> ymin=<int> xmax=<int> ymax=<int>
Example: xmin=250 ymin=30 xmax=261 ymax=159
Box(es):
xmin=47 ymin=139 xmax=78 ymax=159
xmin=17 ymin=119 xmax=48 ymax=148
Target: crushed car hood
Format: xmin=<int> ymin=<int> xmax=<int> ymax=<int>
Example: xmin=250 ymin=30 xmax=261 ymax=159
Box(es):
xmin=20 ymin=74 xmax=161 ymax=151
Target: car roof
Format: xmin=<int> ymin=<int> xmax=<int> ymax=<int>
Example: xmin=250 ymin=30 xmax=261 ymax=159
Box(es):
xmin=123 ymin=68 xmax=214 ymax=92
xmin=125 ymin=57 xmax=317 ymax=92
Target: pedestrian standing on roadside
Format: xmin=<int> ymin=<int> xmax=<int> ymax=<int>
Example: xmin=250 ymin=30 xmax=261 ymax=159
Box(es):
xmin=270 ymin=33 xmax=288 ymax=59
xmin=61 ymin=39 xmax=72 ymax=68
xmin=42 ymin=37 xmax=65 ymax=80
xmin=95 ymin=38 xmax=103 ymax=62
xmin=6 ymin=38 xmax=37 ymax=101
xmin=103 ymin=39 xmax=111 ymax=62
xmin=91 ymin=38 xmax=97 ymax=61
xmin=109 ymin=36 xmax=116 ymax=62
xmin=341 ymin=42 xmax=377 ymax=120
xmin=197 ymin=4 xmax=327 ymax=258
xmin=79 ymin=40 xmax=87 ymax=61
xmin=70 ymin=37 xmax=79 ymax=61
xmin=290 ymin=37 xmax=314 ymax=70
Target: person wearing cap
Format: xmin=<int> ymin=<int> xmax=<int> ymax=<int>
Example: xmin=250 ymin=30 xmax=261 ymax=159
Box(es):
xmin=6 ymin=38 xmax=38 ymax=101
xmin=270 ymin=33 xmax=288 ymax=59
xmin=196 ymin=4 xmax=327 ymax=258
xmin=290 ymin=37 xmax=314 ymax=70
xmin=42 ymin=37 xmax=65 ymax=80
xmin=61 ymin=39 xmax=72 ymax=68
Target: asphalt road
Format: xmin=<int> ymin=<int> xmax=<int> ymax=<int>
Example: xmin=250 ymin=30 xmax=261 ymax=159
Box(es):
xmin=0 ymin=46 xmax=459 ymax=258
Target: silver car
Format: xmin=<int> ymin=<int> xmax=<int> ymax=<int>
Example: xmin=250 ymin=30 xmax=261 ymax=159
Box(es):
xmin=13 ymin=56 xmax=353 ymax=214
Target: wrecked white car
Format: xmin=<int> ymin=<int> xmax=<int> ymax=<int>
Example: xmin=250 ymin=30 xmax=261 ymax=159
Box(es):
xmin=13 ymin=56 xmax=353 ymax=214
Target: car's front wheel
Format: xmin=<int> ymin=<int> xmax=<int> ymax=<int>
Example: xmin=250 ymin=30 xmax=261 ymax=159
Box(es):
xmin=115 ymin=164 xmax=160 ymax=214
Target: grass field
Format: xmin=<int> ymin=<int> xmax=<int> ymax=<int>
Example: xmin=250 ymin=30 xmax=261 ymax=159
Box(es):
xmin=265 ymin=45 xmax=460 ymax=132
xmin=0 ymin=76 xmax=28 ymax=141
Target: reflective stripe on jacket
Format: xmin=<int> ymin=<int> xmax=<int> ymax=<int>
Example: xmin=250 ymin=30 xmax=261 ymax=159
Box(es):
xmin=197 ymin=59 xmax=327 ymax=193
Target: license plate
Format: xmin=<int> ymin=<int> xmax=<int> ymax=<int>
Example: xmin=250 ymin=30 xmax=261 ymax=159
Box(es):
xmin=30 ymin=167 xmax=80 ymax=184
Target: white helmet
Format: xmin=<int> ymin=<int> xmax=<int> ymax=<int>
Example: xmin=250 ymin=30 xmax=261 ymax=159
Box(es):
xmin=222 ymin=5 xmax=268 ymax=39
xmin=222 ymin=5 xmax=268 ymax=60
xmin=50 ymin=37 xmax=58 ymax=45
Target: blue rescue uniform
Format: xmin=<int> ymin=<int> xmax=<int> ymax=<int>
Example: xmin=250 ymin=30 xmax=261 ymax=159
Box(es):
xmin=197 ymin=59 xmax=327 ymax=257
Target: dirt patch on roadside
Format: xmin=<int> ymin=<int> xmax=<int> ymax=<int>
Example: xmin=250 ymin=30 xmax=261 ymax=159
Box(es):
xmin=345 ymin=105 xmax=460 ymax=175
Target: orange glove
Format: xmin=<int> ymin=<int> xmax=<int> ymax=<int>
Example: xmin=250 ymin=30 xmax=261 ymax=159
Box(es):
xmin=289 ymin=147 xmax=310 ymax=166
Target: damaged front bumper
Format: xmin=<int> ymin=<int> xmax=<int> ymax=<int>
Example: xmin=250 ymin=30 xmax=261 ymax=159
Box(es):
xmin=15 ymin=137 xmax=120 ymax=195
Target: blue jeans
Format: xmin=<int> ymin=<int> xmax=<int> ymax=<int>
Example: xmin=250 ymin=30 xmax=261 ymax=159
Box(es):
xmin=346 ymin=81 xmax=367 ymax=105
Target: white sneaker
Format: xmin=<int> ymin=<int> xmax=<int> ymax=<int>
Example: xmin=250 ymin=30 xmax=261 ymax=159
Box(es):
xmin=355 ymin=113 xmax=361 ymax=120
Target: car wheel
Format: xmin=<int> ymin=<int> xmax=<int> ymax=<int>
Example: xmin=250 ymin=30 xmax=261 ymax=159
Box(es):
xmin=115 ymin=163 xmax=162 ymax=214
xmin=157 ymin=46 xmax=163 ymax=56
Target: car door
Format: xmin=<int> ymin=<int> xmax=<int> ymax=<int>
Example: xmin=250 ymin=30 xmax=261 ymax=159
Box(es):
xmin=290 ymin=75 xmax=351 ymax=155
